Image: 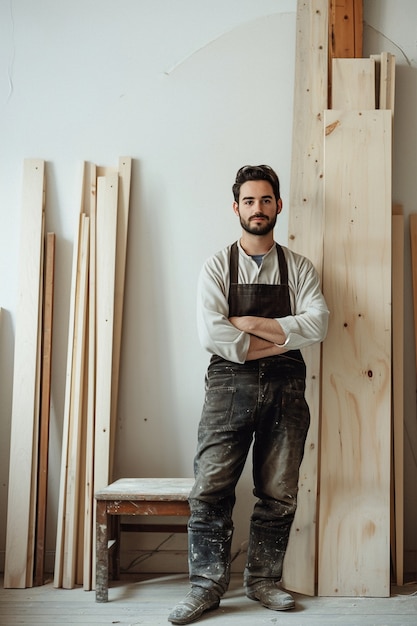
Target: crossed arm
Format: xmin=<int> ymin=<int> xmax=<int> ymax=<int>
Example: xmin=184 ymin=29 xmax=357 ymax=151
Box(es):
xmin=229 ymin=315 xmax=288 ymax=361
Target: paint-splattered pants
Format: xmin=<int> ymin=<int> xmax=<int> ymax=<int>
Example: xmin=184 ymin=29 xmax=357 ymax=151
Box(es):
xmin=188 ymin=355 xmax=310 ymax=597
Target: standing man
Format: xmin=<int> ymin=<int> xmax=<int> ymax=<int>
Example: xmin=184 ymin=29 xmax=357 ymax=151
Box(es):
xmin=168 ymin=165 xmax=329 ymax=625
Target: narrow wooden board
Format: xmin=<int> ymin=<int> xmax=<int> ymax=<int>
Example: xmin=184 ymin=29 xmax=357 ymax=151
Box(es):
xmin=319 ymin=109 xmax=391 ymax=597
xmin=94 ymin=174 xmax=119 ymax=492
xmin=110 ymin=157 xmax=132 ymax=479
xmin=379 ymin=52 xmax=396 ymax=112
xmin=4 ymin=159 xmax=45 ymax=588
xmin=370 ymin=52 xmax=396 ymax=112
xmin=328 ymin=0 xmax=363 ymax=58
xmin=392 ymin=207 xmax=404 ymax=585
xmin=27 ymin=214 xmax=45 ymax=587
xmin=83 ymin=163 xmax=97 ymax=591
xmin=34 ymin=232 xmax=56 ymax=586
xmin=54 ymin=207 xmax=84 ymax=588
xmin=331 ymin=58 xmax=375 ymax=109
xmin=283 ymin=0 xmax=328 ymax=596
xmin=328 ymin=0 xmax=363 ymax=103
xmin=62 ymin=215 xmax=90 ymax=589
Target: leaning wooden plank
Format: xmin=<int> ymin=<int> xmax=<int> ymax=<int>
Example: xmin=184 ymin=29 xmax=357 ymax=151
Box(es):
xmin=379 ymin=52 xmax=396 ymax=112
xmin=392 ymin=205 xmax=404 ymax=585
xmin=283 ymin=0 xmax=328 ymax=597
xmin=82 ymin=163 xmax=97 ymax=591
xmin=319 ymin=109 xmax=391 ymax=597
xmin=110 ymin=157 xmax=132 ymax=479
xmin=4 ymin=159 xmax=45 ymax=588
xmin=94 ymin=174 xmax=119 ymax=493
xmin=328 ymin=0 xmax=363 ymax=57
xmin=26 ymin=213 xmax=45 ymax=587
xmin=328 ymin=0 xmax=363 ymax=101
xmin=62 ymin=215 xmax=90 ymax=589
xmin=54 ymin=196 xmax=85 ymax=588
xmin=331 ymin=58 xmax=375 ymax=109
xmin=370 ymin=52 xmax=396 ymax=112
xmin=34 ymin=232 xmax=56 ymax=587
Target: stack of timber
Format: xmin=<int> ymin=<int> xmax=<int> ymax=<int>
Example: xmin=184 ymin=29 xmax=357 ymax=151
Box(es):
xmin=285 ymin=0 xmax=401 ymax=599
xmin=4 ymin=160 xmax=56 ymax=588
xmin=53 ymin=157 xmax=132 ymax=590
xmin=318 ymin=54 xmax=396 ymax=596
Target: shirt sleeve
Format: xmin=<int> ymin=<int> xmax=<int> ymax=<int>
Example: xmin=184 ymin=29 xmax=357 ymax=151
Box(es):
xmin=276 ymin=252 xmax=329 ymax=350
xmin=196 ymin=252 xmax=250 ymax=364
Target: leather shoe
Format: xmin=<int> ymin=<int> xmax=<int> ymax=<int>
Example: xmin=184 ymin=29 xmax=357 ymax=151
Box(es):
xmin=246 ymin=580 xmax=295 ymax=611
xmin=168 ymin=587 xmax=220 ymax=624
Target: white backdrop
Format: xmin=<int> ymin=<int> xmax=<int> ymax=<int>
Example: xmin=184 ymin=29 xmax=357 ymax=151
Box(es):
xmin=0 ymin=0 xmax=297 ymax=573
xmin=1 ymin=0 xmax=417 ymax=577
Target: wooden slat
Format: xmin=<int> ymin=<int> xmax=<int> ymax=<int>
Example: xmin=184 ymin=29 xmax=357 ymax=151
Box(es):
xmin=110 ymin=157 xmax=132 ymax=479
xmin=331 ymin=58 xmax=375 ymax=109
xmin=27 ymin=214 xmax=45 ymax=587
xmin=329 ymin=0 xmax=363 ymax=58
xmin=34 ymin=232 xmax=56 ymax=586
xmin=283 ymin=0 xmax=328 ymax=597
xmin=370 ymin=52 xmax=396 ymax=112
xmin=94 ymin=174 xmax=119 ymax=492
xmin=4 ymin=159 xmax=45 ymax=588
xmin=62 ymin=215 xmax=90 ymax=589
xmin=392 ymin=206 xmax=404 ymax=585
xmin=83 ymin=163 xmax=97 ymax=591
xmin=328 ymin=0 xmax=363 ymax=105
xmin=54 ymin=206 xmax=84 ymax=588
xmin=319 ymin=109 xmax=391 ymax=597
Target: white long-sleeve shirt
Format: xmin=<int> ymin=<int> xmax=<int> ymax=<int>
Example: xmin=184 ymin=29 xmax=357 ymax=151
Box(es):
xmin=197 ymin=240 xmax=329 ymax=364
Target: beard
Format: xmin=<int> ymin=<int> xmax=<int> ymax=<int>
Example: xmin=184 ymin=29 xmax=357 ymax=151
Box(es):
xmin=239 ymin=212 xmax=277 ymax=236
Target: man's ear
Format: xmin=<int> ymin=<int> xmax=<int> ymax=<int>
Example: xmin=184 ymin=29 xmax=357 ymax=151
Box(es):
xmin=233 ymin=201 xmax=240 ymax=216
xmin=277 ymin=198 xmax=283 ymax=215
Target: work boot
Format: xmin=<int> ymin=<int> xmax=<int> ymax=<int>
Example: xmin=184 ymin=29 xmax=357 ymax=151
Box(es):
xmin=246 ymin=580 xmax=295 ymax=611
xmin=168 ymin=586 xmax=220 ymax=624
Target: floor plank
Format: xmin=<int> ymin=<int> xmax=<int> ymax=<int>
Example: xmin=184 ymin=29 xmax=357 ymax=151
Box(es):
xmin=1 ymin=575 xmax=416 ymax=625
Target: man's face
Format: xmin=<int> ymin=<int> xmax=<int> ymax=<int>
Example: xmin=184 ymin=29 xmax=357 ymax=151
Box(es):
xmin=233 ymin=180 xmax=282 ymax=236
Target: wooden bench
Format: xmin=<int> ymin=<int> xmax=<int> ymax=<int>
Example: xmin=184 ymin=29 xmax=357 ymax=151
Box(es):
xmin=95 ymin=477 xmax=194 ymax=602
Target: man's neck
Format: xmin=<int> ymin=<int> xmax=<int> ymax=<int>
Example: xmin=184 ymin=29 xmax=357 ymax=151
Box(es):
xmin=239 ymin=233 xmax=275 ymax=256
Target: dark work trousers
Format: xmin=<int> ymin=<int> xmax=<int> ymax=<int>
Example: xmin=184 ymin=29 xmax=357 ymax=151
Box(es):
xmin=188 ymin=354 xmax=310 ymax=597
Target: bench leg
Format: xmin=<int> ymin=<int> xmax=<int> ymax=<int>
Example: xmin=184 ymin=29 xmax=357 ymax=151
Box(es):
xmin=96 ymin=500 xmax=108 ymax=602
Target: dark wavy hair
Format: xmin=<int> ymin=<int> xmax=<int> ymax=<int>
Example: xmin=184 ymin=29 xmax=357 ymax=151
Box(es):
xmin=232 ymin=165 xmax=280 ymax=203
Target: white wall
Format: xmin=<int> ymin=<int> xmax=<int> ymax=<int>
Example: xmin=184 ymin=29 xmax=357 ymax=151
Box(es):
xmin=0 ymin=0 xmax=297 ymax=574
xmin=1 ymin=0 xmax=417 ymax=578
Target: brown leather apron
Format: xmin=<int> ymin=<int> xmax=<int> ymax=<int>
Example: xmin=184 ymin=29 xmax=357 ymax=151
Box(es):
xmin=227 ymin=241 xmax=305 ymax=371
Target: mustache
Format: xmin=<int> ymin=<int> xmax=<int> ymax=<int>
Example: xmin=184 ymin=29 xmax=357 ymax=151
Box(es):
xmin=250 ymin=213 xmax=269 ymax=220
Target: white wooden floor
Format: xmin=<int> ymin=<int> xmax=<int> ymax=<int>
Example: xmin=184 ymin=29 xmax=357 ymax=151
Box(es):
xmin=1 ymin=574 xmax=417 ymax=626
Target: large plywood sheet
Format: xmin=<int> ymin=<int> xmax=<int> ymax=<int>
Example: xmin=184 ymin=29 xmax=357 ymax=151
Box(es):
xmin=319 ymin=109 xmax=391 ymax=597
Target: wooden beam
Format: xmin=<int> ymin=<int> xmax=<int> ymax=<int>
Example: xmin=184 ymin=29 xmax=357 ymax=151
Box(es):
xmin=328 ymin=0 xmax=363 ymax=105
xmin=284 ymin=0 xmax=328 ymax=597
